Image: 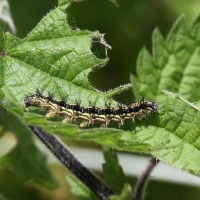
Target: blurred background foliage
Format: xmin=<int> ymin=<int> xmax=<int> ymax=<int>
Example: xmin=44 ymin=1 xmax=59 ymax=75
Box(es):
xmin=1 ymin=0 xmax=200 ymax=199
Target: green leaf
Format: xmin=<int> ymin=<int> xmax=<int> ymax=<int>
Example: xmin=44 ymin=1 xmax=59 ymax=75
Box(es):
xmin=0 ymin=0 xmax=131 ymax=192
xmin=122 ymin=91 xmax=200 ymax=177
xmin=131 ymin=14 xmax=200 ymax=108
xmin=2 ymin=0 xmax=200 ymax=182
xmin=102 ymin=147 xmax=126 ymax=193
xmin=82 ymin=90 xmax=200 ymax=178
xmin=0 ymin=0 xmax=133 ymax=167
xmin=1 ymin=0 xmax=115 ymax=107
xmin=0 ymin=104 xmax=57 ymax=189
xmin=0 ymin=0 xmax=130 ymax=136
xmin=67 ymin=174 xmax=99 ymax=200
xmin=128 ymin=14 xmax=200 ymax=177
xmin=150 ymin=91 xmax=200 ymax=177
xmin=109 ymin=184 xmax=133 ymax=200
xmin=0 ymin=28 xmax=4 ymax=53
xmin=104 ymin=84 xmax=132 ymax=99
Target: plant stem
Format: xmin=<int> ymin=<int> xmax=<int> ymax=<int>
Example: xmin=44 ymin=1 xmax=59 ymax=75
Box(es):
xmin=135 ymin=157 xmax=158 ymax=200
xmin=29 ymin=125 xmax=114 ymax=200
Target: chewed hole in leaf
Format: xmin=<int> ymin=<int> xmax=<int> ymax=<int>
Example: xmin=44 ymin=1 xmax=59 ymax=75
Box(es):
xmin=66 ymin=2 xmax=109 ymax=60
xmin=91 ymin=36 xmax=108 ymax=59
xmin=66 ymin=9 xmax=77 ymax=31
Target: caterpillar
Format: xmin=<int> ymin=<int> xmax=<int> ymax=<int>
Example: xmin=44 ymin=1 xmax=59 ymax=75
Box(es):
xmin=23 ymin=90 xmax=157 ymax=127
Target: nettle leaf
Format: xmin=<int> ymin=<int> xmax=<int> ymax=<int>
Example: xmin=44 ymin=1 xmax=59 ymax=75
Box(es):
xmin=153 ymin=91 xmax=200 ymax=177
xmin=1 ymin=0 xmax=200 ymax=182
xmin=131 ymin=14 xmax=200 ymax=108
xmin=1 ymin=0 xmax=130 ymax=106
xmin=0 ymin=0 xmax=131 ymax=191
xmin=67 ymin=174 xmax=99 ymax=200
xmin=0 ymin=104 xmax=57 ymax=189
xmin=125 ymin=14 xmax=200 ymax=177
xmin=0 ymin=0 xmax=131 ymax=139
xmin=109 ymin=184 xmax=132 ymax=200
xmin=118 ymin=91 xmax=200 ymax=178
xmin=102 ymin=147 xmax=127 ymax=194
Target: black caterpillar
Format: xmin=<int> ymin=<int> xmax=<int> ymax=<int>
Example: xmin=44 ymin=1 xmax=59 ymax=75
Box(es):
xmin=23 ymin=90 xmax=157 ymax=127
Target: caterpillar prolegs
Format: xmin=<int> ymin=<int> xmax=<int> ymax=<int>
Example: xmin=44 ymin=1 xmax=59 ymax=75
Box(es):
xmin=23 ymin=90 xmax=157 ymax=127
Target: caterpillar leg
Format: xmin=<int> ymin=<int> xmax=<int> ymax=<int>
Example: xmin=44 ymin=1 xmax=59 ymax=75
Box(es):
xmin=62 ymin=109 xmax=77 ymax=122
xmin=62 ymin=117 xmax=73 ymax=123
xmin=46 ymin=111 xmax=58 ymax=118
xmin=80 ymin=120 xmax=89 ymax=127
xmin=110 ymin=114 xmax=123 ymax=127
xmin=94 ymin=114 xmax=110 ymax=127
xmin=124 ymin=114 xmax=135 ymax=123
xmin=78 ymin=112 xmax=93 ymax=127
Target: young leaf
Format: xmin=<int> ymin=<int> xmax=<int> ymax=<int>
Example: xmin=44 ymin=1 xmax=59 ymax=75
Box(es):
xmin=131 ymin=14 xmax=200 ymax=108
xmin=0 ymin=104 xmax=57 ymax=189
xmin=128 ymin=13 xmax=200 ymax=178
xmin=109 ymin=184 xmax=133 ymax=200
xmin=102 ymin=147 xmax=126 ymax=193
xmin=67 ymin=174 xmax=99 ymax=200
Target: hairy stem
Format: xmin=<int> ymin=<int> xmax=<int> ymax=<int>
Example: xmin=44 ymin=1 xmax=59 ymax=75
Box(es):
xmin=29 ymin=125 xmax=114 ymax=200
xmin=135 ymin=158 xmax=158 ymax=200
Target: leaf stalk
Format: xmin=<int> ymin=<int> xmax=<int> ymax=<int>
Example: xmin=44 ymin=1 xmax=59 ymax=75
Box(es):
xmin=135 ymin=158 xmax=158 ymax=200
